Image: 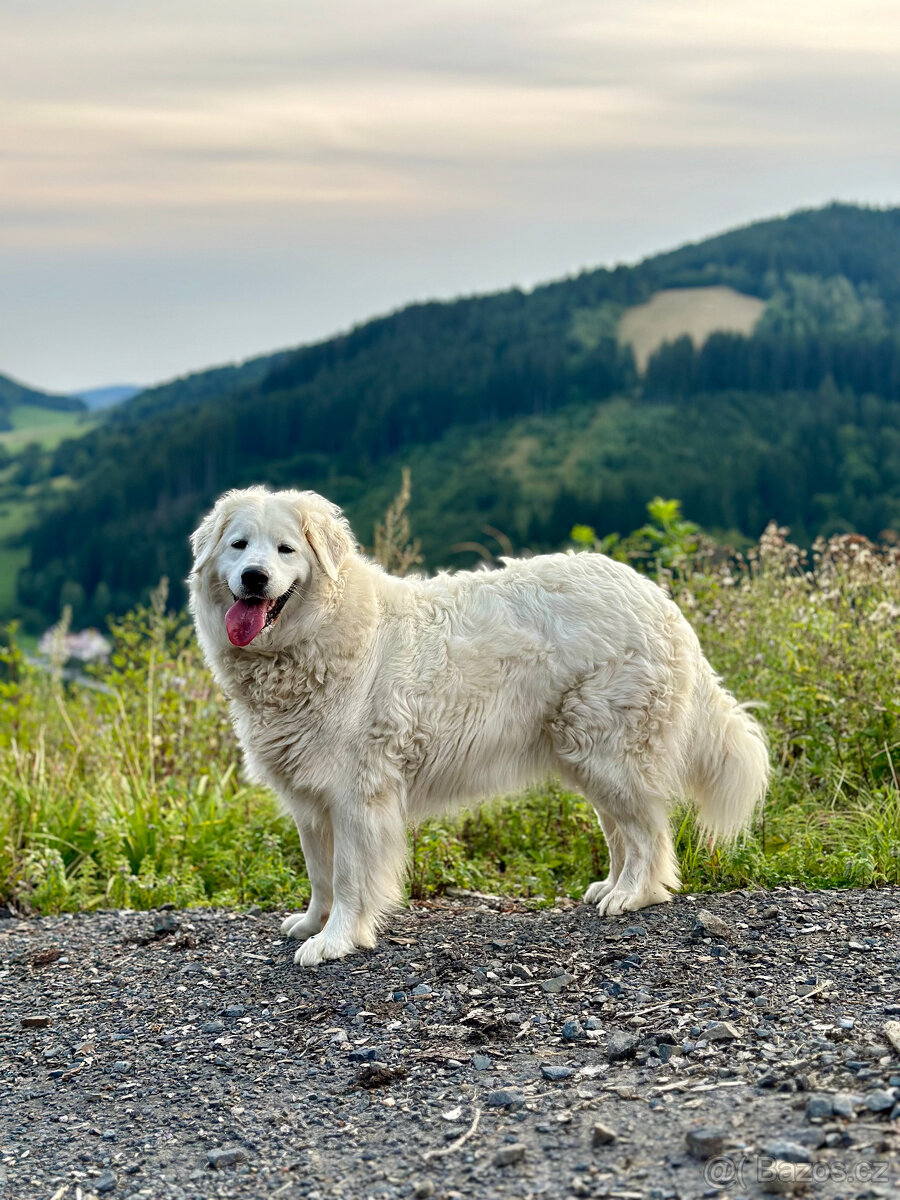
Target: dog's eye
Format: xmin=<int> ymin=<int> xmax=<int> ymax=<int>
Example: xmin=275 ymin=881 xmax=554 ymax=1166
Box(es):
xmin=278 ymin=545 xmax=295 ymax=555
xmin=231 ymin=539 xmax=248 ymax=550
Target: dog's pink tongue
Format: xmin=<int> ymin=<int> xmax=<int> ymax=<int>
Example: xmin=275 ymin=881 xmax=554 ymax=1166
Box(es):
xmin=226 ymin=599 xmax=268 ymax=647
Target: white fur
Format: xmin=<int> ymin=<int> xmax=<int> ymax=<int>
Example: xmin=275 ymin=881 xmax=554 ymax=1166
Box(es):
xmin=189 ymin=486 xmax=769 ymax=966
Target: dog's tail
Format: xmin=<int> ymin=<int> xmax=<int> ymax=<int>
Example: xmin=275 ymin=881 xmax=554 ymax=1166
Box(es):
xmin=686 ymin=664 xmax=769 ymax=841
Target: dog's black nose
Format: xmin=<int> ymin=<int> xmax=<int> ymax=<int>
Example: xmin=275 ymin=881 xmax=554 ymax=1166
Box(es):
xmin=241 ymin=568 xmax=269 ymax=595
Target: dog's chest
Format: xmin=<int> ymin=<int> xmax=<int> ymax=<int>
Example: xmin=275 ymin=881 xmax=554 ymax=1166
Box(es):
xmin=227 ymin=648 xmax=369 ymax=793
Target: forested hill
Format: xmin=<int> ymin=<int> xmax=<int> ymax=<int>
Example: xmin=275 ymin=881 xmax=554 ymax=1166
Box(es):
xmin=0 ymin=373 xmax=84 ymax=430
xmin=17 ymin=202 xmax=900 ymax=626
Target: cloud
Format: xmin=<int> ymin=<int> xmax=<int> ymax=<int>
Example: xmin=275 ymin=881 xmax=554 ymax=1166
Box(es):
xmin=2 ymin=0 xmax=899 ymax=386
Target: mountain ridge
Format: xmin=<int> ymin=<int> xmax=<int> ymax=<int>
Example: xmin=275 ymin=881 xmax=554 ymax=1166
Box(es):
xmin=12 ymin=201 xmax=900 ymax=626
xmin=0 ymin=372 xmax=85 ymax=431
xmin=74 ymin=385 xmax=142 ymax=411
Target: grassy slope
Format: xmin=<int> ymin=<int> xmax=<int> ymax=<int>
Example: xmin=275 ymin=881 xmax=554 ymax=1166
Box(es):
xmin=618 ymin=286 xmax=766 ymax=372
xmin=2 ymin=526 xmax=898 ymax=914
xmin=0 ymin=405 xmax=92 ymax=451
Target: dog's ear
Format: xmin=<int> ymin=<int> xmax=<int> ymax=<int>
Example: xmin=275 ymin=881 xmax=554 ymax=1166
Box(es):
xmin=190 ymin=501 xmax=230 ymax=573
xmin=300 ymin=497 xmax=353 ymax=583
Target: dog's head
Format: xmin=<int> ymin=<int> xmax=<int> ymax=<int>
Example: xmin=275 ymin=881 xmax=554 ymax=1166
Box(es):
xmin=189 ymin=487 xmax=354 ymax=648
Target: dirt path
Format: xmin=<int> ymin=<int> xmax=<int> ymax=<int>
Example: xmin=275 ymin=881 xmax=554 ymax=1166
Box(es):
xmin=3 ymin=887 xmax=900 ymax=1200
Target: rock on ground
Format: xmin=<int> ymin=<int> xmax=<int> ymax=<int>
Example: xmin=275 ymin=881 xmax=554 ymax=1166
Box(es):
xmin=2 ymin=887 xmax=900 ymax=1199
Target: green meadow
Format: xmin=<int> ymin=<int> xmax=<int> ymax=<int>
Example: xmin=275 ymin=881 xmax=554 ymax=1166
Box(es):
xmin=0 ymin=404 xmax=89 ymax=451
xmin=2 ymin=505 xmax=898 ymax=917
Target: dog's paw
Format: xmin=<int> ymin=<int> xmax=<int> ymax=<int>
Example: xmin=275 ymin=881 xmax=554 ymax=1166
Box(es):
xmin=355 ymin=922 xmax=378 ymax=951
xmin=583 ymin=878 xmax=616 ymax=905
xmin=595 ymin=883 xmax=672 ymax=917
xmin=293 ymin=930 xmax=357 ymax=967
xmin=595 ymin=888 xmax=636 ymax=917
xmin=600 ymin=883 xmax=672 ymax=916
xmin=281 ymin=911 xmax=327 ymax=941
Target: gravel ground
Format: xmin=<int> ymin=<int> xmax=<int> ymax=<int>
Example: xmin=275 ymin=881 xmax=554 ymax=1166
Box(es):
xmin=3 ymin=887 xmax=900 ymax=1200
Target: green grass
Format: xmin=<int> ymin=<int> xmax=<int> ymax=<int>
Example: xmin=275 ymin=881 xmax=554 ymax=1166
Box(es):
xmin=0 ymin=405 xmax=91 ymax=451
xmin=0 ymin=493 xmax=40 ymax=541
xmin=2 ymin=526 xmax=899 ymax=916
xmin=9 ymin=404 xmax=78 ymax=431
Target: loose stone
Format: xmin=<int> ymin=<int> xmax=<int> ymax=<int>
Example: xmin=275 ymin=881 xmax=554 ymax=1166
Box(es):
xmin=592 ymin=1122 xmax=617 ymax=1147
xmin=685 ymin=1127 xmax=726 ymax=1159
xmin=607 ymin=1031 xmax=638 ymax=1062
xmin=207 ymin=1147 xmax=248 ymax=1168
xmin=831 ymin=1093 xmax=859 ymax=1119
xmin=541 ymin=1064 xmax=575 ymax=1081
xmin=761 ymin=1140 xmax=812 ymax=1164
xmin=485 ymin=1088 xmax=525 ymax=1109
xmin=492 ymin=1144 xmax=526 ymax=1167
xmin=693 ymin=910 xmax=734 ymax=941
xmin=864 ymin=1088 xmax=896 ymax=1112
xmin=805 ymin=1095 xmax=832 ymax=1121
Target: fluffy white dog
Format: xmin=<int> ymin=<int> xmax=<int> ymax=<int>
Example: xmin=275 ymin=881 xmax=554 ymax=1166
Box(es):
xmin=190 ymin=487 xmax=768 ymax=966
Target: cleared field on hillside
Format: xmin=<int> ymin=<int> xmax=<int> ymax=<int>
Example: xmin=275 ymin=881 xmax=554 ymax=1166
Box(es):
xmin=619 ymin=286 xmax=765 ymax=372
xmin=0 ymin=405 xmax=88 ymax=450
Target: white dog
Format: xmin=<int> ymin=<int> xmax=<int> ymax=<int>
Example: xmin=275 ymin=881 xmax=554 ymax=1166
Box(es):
xmin=190 ymin=487 xmax=768 ymax=966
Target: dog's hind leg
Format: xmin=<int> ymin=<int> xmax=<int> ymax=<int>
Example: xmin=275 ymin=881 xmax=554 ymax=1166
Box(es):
xmin=282 ymin=820 xmax=334 ymax=942
xmin=294 ymin=789 xmax=408 ymax=967
xmin=555 ymin=758 xmax=679 ymax=917
xmin=592 ymin=804 xmax=680 ymax=915
xmin=551 ymin=668 xmax=683 ymax=916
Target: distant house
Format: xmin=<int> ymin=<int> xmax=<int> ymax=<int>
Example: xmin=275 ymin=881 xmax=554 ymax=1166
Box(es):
xmin=38 ymin=627 xmax=111 ymax=663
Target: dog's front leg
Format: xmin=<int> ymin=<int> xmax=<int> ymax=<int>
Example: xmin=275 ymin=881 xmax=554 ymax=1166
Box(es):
xmin=293 ymin=789 xmax=407 ymax=967
xmin=282 ymin=820 xmax=334 ymax=942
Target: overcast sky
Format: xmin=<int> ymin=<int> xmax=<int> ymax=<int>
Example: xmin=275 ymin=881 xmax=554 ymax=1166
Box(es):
xmin=4 ymin=0 xmax=900 ymax=393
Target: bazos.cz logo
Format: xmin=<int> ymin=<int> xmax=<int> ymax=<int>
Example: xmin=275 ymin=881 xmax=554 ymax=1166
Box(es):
xmin=703 ymin=1156 xmax=891 ymax=1189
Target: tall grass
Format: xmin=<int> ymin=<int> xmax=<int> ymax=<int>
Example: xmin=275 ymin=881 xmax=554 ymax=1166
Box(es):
xmin=1 ymin=584 xmax=304 ymax=912
xmin=2 ymin=526 xmax=899 ymax=915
